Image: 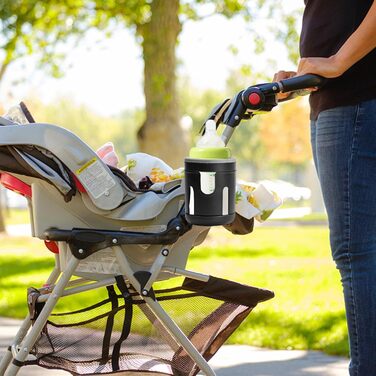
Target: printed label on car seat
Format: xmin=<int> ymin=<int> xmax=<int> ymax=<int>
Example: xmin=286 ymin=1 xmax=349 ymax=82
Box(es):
xmin=76 ymin=249 xmax=121 ymax=274
xmin=76 ymin=157 xmax=116 ymax=199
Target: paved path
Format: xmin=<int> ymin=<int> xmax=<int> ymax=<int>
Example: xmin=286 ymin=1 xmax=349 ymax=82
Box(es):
xmin=0 ymin=318 xmax=349 ymax=376
xmin=5 ymin=224 xmax=31 ymax=237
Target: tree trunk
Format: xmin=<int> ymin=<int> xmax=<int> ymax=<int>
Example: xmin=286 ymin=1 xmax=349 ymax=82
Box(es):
xmin=0 ymin=63 xmax=8 ymax=84
xmin=137 ymin=0 xmax=188 ymax=168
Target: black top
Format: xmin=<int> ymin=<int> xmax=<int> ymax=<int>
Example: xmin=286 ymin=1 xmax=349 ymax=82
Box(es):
xmin=300 ymin=0 xmax=376 ymax=120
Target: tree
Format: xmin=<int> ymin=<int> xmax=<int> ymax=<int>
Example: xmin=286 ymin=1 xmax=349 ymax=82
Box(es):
xmin=91 ymin=0 xmax=250 ymax=167
xmin=136 ymin=0 xmax=184 ymax=168
xmin=91 ymin=0 xmax=302 ymax=167
xmin=1 ymin=0 xmax=303 ymax=167
xmin=1 ymin=1 xmax=303 ymax=167
xmin=0 ymin=0 xmax=93 ymax=84
xmin=259 ymin=98 xmax=311 ymax=183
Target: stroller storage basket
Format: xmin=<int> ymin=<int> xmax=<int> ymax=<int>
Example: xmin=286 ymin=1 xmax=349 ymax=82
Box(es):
xmin=29 ymin=276 xmax=273 ymax=376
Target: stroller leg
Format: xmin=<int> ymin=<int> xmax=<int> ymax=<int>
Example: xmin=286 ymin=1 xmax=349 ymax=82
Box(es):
xmin=4 ymin=255 xmax=80 ymax=376
xmin=136 ymin=296 xmax=181 ymax=352
xmin=143 ymin=296 xmax=216 ymax=376
xmin=113 ymin=246 xmax=216 ymax=376
xmin=0 ymin=314 xmax=31 ymax=375
xmin=0 ymin=254 xmax=61 ymax=374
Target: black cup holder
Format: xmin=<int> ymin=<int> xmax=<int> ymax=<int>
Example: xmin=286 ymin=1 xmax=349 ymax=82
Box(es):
xmin=184 ymin=158 xmax=236 ymax=226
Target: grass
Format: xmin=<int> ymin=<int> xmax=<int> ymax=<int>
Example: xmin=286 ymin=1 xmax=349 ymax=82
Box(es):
xmin=187 ymin=226 xmax=347 ymax=356
xmin=3 ymin=208 xmax=30 ymax=226
xmin=0 ymin=226 xmax=348 ymax=357
xmin=270 ymin=212 xmax=328 ymax=223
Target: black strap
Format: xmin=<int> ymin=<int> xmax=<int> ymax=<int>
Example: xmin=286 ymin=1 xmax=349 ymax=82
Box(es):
xmin=27 ymin=287 xmax=45 ymax=323
xmin=19 ymin=101 xmax=36 ymax=123
xmin=112 ymin=276 xmax=133 ymax=371
xmin=12 ymin=359 xmax=24 ymax=367
xmin=101 ymin=285 xmax=118 ymax=362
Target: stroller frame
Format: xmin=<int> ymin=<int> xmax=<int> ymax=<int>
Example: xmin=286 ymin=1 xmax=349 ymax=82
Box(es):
xmin=0 ymin=247 xmax=217 ymax=376
xmin=0 ymin=73 xmax=325 ymax=376
xmin=0 ymin=120 xmax=225 ymax=376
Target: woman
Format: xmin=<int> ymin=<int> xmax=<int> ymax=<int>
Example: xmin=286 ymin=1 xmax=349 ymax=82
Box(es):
xmin=276 ymin=1 xmax=376 ymax=375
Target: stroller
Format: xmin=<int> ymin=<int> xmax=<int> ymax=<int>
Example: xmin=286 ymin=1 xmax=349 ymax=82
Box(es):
xmin=0 ymin=74 xmax=324 ymax=376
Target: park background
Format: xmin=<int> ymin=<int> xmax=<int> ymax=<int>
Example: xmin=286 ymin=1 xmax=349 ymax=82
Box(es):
xmin=0 ymin=0 xmax=347 ymax=357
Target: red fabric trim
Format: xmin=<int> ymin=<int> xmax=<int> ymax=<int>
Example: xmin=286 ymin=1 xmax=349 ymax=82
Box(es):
xmin=0 ymin=173 xmax=32 ymax=198
xmin=72 ymin=175 xmax=86 ymax=193
xmin=0 ymin=174 xmax=59 ymax=254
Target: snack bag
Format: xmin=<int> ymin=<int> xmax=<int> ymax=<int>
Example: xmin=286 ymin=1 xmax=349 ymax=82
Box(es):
xmin=235 ymin=184 xmax=261 ymax=219
xmin=125 ymin=153 xmax=177 ymax=186
xmin=253 ymin=184 xmax=282 ymax=221
xmin=236 ymin=182 xmax=282 ymax=222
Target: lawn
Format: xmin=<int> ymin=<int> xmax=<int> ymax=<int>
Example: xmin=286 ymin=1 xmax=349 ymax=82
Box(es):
xmin=3 ymin=208 xmax=31 ymax=226
xmin=270 ymin=212 xmax=328 ymax=223
xmin=0 ymin=225 xmax=348 ymax=357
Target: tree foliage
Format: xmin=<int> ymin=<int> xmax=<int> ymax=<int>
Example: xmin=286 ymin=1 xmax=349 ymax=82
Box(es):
xmin=28 ymin=98 xmax=140 ymax=165
xmin=259 ymin=98 xmax=311 ymax=166
xmin=0 ymin=0 xmax=301 ymax=83
xmin=90 ymin=0 xmax=275 ymax=166
xmin=0 ymin=0 xmax=304 ymax=167
xmin=0 ymin=0 xmax=95 ymax=82
xmin=179 ymin=78 xmax=223 ymax=136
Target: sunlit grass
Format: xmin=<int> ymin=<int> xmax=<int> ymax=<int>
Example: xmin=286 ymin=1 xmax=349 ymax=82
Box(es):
xmin=270 ymin=212 xmax=328 ymax=223
xmin=0 ymin=226 xmax=348 ymax=356
xmin=4 ymin=208 xmax=30 ymax=226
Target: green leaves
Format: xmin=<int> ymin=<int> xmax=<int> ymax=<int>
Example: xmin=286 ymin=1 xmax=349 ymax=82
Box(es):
xmin=0 ymin=0 xmax=91 ymax=79
xmin=0 ymin=0 xmax=303 ymax=85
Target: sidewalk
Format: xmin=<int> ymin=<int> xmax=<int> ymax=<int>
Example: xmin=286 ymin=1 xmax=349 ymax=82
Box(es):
xmin=0 ymin=317 xmax=349 ymax=376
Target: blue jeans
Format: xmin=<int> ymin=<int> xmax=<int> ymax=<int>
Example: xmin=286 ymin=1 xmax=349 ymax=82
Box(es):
xmin=310 ymin=98 xmax=376 ymax=376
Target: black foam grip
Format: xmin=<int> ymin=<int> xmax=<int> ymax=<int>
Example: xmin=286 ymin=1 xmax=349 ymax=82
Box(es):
xmin=279 ymin=74 xmax=327 ymax=92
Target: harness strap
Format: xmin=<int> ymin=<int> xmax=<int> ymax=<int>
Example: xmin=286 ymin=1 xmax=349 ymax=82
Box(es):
xmin=101 ymin=285 xmax=118 ymax=362
xmin=27 ymin=287 xmax=45 ymax=323
xmin=12 ymin=359 xmax=24 ymax=367
xmin=112 ymin=276 xmax=133 ymax=371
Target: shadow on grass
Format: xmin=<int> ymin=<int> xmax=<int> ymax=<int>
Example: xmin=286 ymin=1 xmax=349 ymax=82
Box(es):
xmin=0 ymin=257 xmax=54 ymax=279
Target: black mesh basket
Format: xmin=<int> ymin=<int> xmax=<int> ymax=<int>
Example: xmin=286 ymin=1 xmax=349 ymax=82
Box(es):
xmin=28 ymin=276 xmax=274 ymax=376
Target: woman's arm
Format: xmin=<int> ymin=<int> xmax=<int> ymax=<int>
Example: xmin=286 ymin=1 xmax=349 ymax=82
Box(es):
xmin=298 ymin=0 xmax=376 ymax=78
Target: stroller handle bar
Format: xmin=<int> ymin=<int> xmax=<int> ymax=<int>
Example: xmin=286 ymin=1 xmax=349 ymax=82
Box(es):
xmin=217 ymin=73 xmax=327 ymax=145
xmin=278 ymin=73 xmax=326 ymax=93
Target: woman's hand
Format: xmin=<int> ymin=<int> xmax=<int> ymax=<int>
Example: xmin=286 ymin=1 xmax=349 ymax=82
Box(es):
xmin=273 ymin=70 xmax=296 ymax=81
xmin=273 ymin=70 xmax=296 ymax=100
xmin=273 ymin=69 xmax=319 ymax=99
xmin=297 ymin=55 xmax=346 ymax=78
